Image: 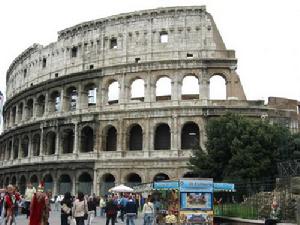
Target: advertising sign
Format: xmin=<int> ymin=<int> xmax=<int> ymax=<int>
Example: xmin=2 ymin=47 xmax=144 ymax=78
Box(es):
xmin=213 ymin=183 xmax=235 ymax=192
xmin=180 ymin=192 xmax=213 ymax=210
xmin=153 ymin=181 xmax=179 ymax=189
xmin=180 ymin=211 xmax=213 ymax=225
xmin=179 ymin=179 xmax=213 ymax=192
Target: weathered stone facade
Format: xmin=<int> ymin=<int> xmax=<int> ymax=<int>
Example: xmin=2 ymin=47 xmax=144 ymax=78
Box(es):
xmin=0 ymin=6 xmax=299 ymax=195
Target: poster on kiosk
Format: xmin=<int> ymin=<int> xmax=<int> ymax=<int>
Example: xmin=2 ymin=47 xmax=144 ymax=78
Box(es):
xmin=179 ymin=179 xmax=214 ymax=225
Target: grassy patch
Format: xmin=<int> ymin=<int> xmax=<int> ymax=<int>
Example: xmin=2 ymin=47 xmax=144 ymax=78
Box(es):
xmin=214 ymin=203 xmax=258 ymax=219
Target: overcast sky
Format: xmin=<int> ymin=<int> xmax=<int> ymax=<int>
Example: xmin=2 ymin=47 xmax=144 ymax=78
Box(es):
xmin=0 ymin=0 xmax=299 ymax=102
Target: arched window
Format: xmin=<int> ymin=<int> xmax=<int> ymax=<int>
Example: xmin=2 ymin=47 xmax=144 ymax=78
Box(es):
xmin=5 ymin=177 xmax=9 ymax=187
xmin=181 ymin=122 xmax=200 ymax=149
xmin=30 ymin=175 xmax=39 ymax=188
xmin=36 ymin=95 xmax=45 ymax=117
xmin=129 ymin=124 xmax=143 ymax=150
xmin=61 ymin=129 xmax=74 ymax=154
xmin=100 ymin=174 xmax=115 ymax=195
xmin=21 ymin=135 xmax=29 ymax=158
xmin=66 ymin=87 xmax=78 ymax=111
xmin=182 ymin=75 xmax=199 ymax=100
xmin=7 ymin=141 xmax=12 ymax=160
xmin=11 ymin=106 xmax=16 ymax=125
xmin=20 ymin=176 xmax=27 ymax=194
xmin=18 ymin=102 xmax=24 ymax=122
xmin=105 ymin=126 xmax=117 ymax=151
xmin=26 ymin=99 xmax=34 ymax=119
xmin=108 ymin=81 xmax=119 ymax=104
xmin=84 ymin=83 xmax=97 ymax=107
xmin=11 ymin=176 xmax=16 ymax=185
xmin=209 ymin=75 xmax=226 ymax=100
xmin=45 ymin=132 xmax=56 ymax=155
xmin=32 ymin=134 xmax=41 ymax=156
xmin=58 ymin=174 xmax=72 ymax=195
xmin=50 ymin=91 xmax=61 ymax=112
xmin=13 ymin=139 xmax=19 ymax=159
xmin=156 ymin=77 xmax=171 ymax=101
xmin=78 ymin=173 xmax=93 ymax=195
xmin=130 ymin=79 xmax=144 ymax=102
xmin=81 ymin=126 xmax=94 ymax=153
xmin=125 ymin=173 xmax=142 ymax=187
xmin=154 ymin=123 xmax=171 ymax=150
xmin=153 ymin=173 xmax=170 ymax=182
xmin=44 ymin=174 xmax=53 ymax=193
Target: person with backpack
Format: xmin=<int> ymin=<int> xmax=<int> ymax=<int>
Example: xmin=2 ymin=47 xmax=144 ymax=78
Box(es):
xmin=105 ymin=196 xmax=118 ymax=225
xmin=60 ymin=192 xmax=73 ymax=225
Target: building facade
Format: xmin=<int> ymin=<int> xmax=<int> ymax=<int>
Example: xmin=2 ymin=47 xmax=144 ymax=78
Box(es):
xmin=0 ymin=6 xmax=299 ymax=195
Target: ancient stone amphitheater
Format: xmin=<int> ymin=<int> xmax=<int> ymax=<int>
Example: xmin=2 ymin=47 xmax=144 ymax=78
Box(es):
xmin=0 ymin=6 xmax=299 ymax=195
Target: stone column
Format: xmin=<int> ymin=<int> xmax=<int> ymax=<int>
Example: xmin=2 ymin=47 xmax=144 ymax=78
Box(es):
xmin=73 ymin=123 xmax=79 ymax=155
xmin=72 ymin=173 xmax=76 ymax=196
xmin=60 ymin=89 xmax=65 ymax=112
xmin=17 ymin=137 xmax=22 ymax=160
xmin=144 ymin=72 xmax=151 ymax=103
xmin=119 ymin=74 xmax=126 ymax=105
xmin=93 ymin=169 xmax=97 ymax=195
xmin=10 ymin=139 xmax=14 ymax=161
xmin=144 ymin=119 xmax=150 ymax=151
xmin=117 ymin=120 xmax=123 ymax=152
xmin=171 ymin=116 xmax=179 ymax=151
xmin=27 ymin=135 xmax=32 ymax=158
xmin=32 ymin=98 xmax=37 ymax=118
xmin=77 ymin=83 xmax=83 ymax=110
xmin=40 ymin=127 xmax=44 ymax=156
xmin=44 ymin=92 xmax=49 ymax=116
xmin=55 ymin=126 xmax=60 ymax=155
xmin=200 ymin=69 xmax=209 ymax=100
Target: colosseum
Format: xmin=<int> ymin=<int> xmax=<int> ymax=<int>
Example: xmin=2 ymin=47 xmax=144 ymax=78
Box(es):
xmin=0 ymin=6 xmax=299 ymax=195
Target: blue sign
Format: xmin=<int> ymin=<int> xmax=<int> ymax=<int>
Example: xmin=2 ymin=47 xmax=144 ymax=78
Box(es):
xmin=180 ymin=192 xmax=213 ymax=210
xmin=180 ymin=180 xmax=213 ymax=192
xmin=213 ymin=183 xmax=235 ymax=192
xmin=153 ymin=181 xmax=179 ymax=189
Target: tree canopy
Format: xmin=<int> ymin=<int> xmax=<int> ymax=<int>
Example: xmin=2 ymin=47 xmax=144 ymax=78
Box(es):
xmin=189 ymin=113 xmax=295 ymax=182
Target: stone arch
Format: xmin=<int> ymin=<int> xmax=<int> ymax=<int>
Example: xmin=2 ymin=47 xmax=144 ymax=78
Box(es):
xmin=156 ymin=76 xmax=171 ymax=101
xmin=58 ymin=174 xmax=72 ymax=195
xmin=100 ymin=173 xmax=115 ymax=195
xmin=36 ymin=94 xmax=45 ymax=117
xmin=107 ymin=80 xmax=119 ymax=104
xmin=61 ymin=128 xmax=74 ymax=154
xmin=19 ymin=175 xmax=27 ymax=194
xmin=26 ymin=98 xmax=34 ymax=119
xmin=32 ymin=133 xmax=41 ymax=156
xmin=30 ymin=174 xmax=39 ymax=188
xmin=45 ymin=131 xmax=56 ymax=155
xmin=104 ymin=125 xmax=117 ymax=151
xmin=21 ymin=135 xmax=29 ymax=158
xmin=66 ymin=86 xmax=78 ymax=111
xmin=181 ymin=122 xmax=200 ymax=149
xmin=49 ymin=90 xmax=61 ymax=112
xmin=17 ymin=102 xmax=24 ymax=122
xmin=128 ymin=124 xmax=143 ymax=151
xmin=83 ymin=83 xmax=97 ymax=107
xmin=80 ymin=126 xmax=94 ymax=153
xmin=153 ymin=173 xmax=170 ymax=182
xmin=130 ymin=78 xmax=145 ymax=102
xmin=78 ymin=172 xmax=93 ymax=195
xmin=154 ymin=123 xmax=171 ymax=150
xmin=43 ymin=174 xmax=54 ymax=193
xmin=11 ymin=106 xmax=17 ymax=125
xmin=209 ymin=74 xmax=227 ymax=100
xmin=125 ymin=173 xmax=142 ymax=187
xmin=11 ymin=176 xmax=17 ymax=185
xmin=181 ymin=75 xmax=200 ymax=100
xmin=7 ymin=140 xmax=12 ymax=160
xmin=13 ymin=138 xmax=19 ymax=159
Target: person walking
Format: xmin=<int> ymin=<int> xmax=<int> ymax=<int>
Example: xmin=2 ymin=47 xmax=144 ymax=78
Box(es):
xmin=124 ymin=195 xmax=137 ymax=225
xmin=60 ymin=192 xmax=72 ymax=225
xmin=99 ymin=196 xmax=106 ymax=217
xmin=72 ymin=192 xmax=88 ymax=225
xmin=142 ymin=198 xmax=154 ymax=225
xmin=105 ymin=196 xmax=118 ymax=225
xmin=87 ymin=196 xmax=96 ymax=225
xmin=118 ymin=193 xmax=128 ymax=223
xmin=2 ymin=184 xmax=21 ymax=225
xmin=24 ymin=182 xmax=36 ymax=219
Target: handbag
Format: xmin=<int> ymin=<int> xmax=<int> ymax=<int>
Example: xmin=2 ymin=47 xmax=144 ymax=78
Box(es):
xmin=83 ymin=200 xmax=88 ymax=220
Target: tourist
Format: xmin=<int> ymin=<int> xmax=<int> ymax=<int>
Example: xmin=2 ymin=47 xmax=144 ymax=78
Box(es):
xmin=124 ymin=195 xmax=137 ymax=225
xmin=72 ymin=192 xmax=88 ymax=225
xmin=265 ymin=201 xmax=282 ymax=225
xmin=142 ymin=197 xmax=154 ymax=225
xmin=60 ymin=192 xmax=72 ymax=225
xmin=2 ymin=184 xmax=21 ymax=225
xmin=87 ymin=196 xmax=96 ymax=225
xmin=118 ymin=193 xmax=128 ymax=222
xmin=24 ymin=182 xmax=36 ymax=219
xmin=99 ymin=195 xmax=106 ymax=217
xmin=29 ymin=182 xmax=50 ymax=225
xmin=105 ymin=196 xmax=118 ymax=225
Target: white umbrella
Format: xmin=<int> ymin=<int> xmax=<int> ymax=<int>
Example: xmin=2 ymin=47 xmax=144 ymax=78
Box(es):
xmin=108 ymin=184 xmax=134 ymax=193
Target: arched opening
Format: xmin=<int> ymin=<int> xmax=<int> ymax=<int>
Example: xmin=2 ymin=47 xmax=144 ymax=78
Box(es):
xmin=153 ymin=173 xmax=170 ymax=182
xmin=21 ymin=135 xmax=29 ymax=158
xmin=182 ymin=75 xmax=199 ymax=100
xmin=26 ymin=99 xmax=34 ymax=119
xmin=181 ymin=122 xmax=200 ymax=149
xmin=12 ymin=106 xmax=16 ymax=125
xmin=13 ymin=139 xmax=19 ymax=159
xmin=66 ymin=87 xmax=78 ymax=111
xmin=209 ymin=75 xmax=226 ymax=100
xmin=20 ymin=176 xmax=27 ymax=194
xmin=108 ymin=81 xmax=119 ymax=104
xmin=45 ymin=132 xmax=56 ymax=155
xmin=80 ymin=126 xmax=94 ymax=153
xmin=84 ymin=83 xmax=97 ymax=107
xmin=58 ymin=174 xmax=72 ymax=195
xmin=17 ymin=102 xmax=24 ymax=122
xmin=125 ymin=173 xmax=142 ymax=187
xmin=30 ymin=175 xmax=39 ymax=189
xmin=183 ymin=172 xmax=199 ymax=178
xmin=61 ymin=129 xmax=74 ymax=154
xmin=156 ymin=77 xmax=171 ymax=101
xmin=154 ymin=123 xmax=171 ymax=150
xmin=105 ymin=126 xmax=117 ymax=151
xmin=32 ymin=134 xmax=41 ymax=156
xmin=44 ymin=174 xmax=53 ymax=193
xmin=78 ymin=172 xmax=93 ymax=195
xmin=129 ymin=124 xmax=143 ymax=151
xmin=36 ymin=95 xmax=45 ymax=117
xmin=130 ymin=79 xmax=144 ymax=102
xmin=7 ymin=141 xmax=12 ymax=160
xmin=11 ymin=176 xmax=16 ymax=185
xmin=49 ymin=91 xmax=61 ymax=112
xmin=5 ymin=177 xmax=9 ymax=187
xmin=100 ymin=174 xmax=115 ymax=195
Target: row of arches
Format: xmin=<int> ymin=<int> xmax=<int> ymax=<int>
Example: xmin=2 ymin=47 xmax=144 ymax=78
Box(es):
xmin=4 ymin=75 xmax=226 ymax=129
xmin=0 ymin=121 xmax=200 ymax=160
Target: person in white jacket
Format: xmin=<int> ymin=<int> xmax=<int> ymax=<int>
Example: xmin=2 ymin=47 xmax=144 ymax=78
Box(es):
xmin=72 ymin=192 xmax=88 ymax=225
xmin=142 ymin=198 xmax=154 ymax=225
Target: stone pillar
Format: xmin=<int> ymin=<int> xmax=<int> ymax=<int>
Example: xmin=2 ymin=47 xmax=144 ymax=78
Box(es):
xmin=119 ymin=74 xmax=126 ymax=105
xmin=17 ymin=137 xmax=22 ymax=160
xmin=117 ymin=120 xmax=124 ymax=152
xmin=40 ymin=127 xmax=44 ymax=156
xmin=53 ymin=176 xmax=58 ymax=196
xmin=144 ymin=119 xmax=150 ymax=151
xmin=10 ymin=139 xmax=14 ymax=161
xmin=44 ymin=92 xmax=49 ymax=116
xmin=171 ymin=116 xmax=179 ymax=151
xmin=171 ymin=75 xmax=181 ymax=102
xmin=77 ymin=83 xmax=83 ymax=110
xmin=93 ymin=169 xmax=97 ymax=195
xmin=144 ymin=72 xmax=151 ymax=103
xmin=32 ymin=98 xmax=37 ymax=118
xmin=55 ymin=126 xmax=60 ymax=155
xmin=60 ymin=89 xmax=64 ymax=112
xmin=72 ymin=173 xmax=76 ymax=196
xmin=74 ymin=123 xmax=79 ymax=155
xmin=27 ymin=136 xmax=32 ymax=158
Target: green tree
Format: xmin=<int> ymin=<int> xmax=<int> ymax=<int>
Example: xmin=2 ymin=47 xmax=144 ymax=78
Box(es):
xmin=189 ymin=113 xmax=291 ymax=181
